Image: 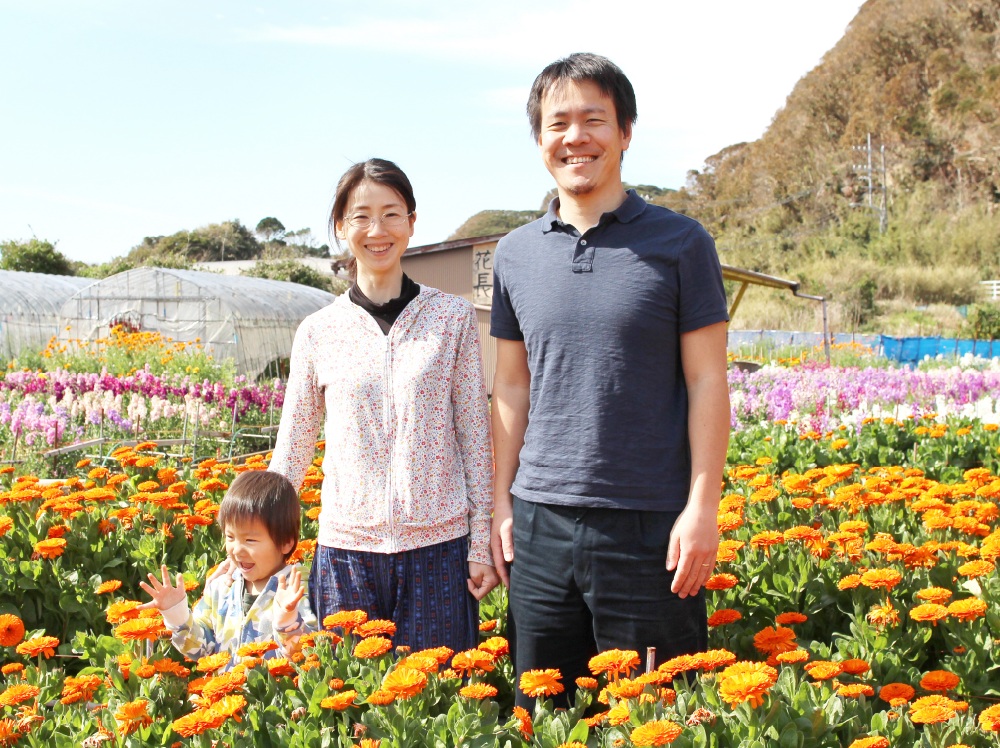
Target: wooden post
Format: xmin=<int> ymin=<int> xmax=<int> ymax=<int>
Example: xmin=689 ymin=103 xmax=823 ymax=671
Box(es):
xmin=645 ymin=647 xmax=656 ymax=674
xmin=727 ymin=281 xmax=749 ymax=325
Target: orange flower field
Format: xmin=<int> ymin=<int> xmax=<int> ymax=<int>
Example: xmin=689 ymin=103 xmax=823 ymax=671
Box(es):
xmin=0 ymin=418 xmax=998 ymax=746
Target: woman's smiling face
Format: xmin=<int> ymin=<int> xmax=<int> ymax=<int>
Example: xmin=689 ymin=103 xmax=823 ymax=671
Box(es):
xmin=337 ymin=180 xmax=415 ymax=280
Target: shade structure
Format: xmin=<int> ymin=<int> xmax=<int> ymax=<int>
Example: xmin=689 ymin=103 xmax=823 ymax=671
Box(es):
xmin=0 ymin=269 xmax=93 ymax=360
xmin=58 ymin=268 xmax=337 ymax=378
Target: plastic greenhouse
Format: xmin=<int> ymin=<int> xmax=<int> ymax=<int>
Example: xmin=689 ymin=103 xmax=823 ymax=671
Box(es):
xmin=58 ymin=268 xmax=337 ymax=378
xmin=0 ymin=269 xmax=93 ymax=360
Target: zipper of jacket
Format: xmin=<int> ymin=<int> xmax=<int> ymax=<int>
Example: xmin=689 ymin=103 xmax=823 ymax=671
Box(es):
xmin=384 ymin=332 xmax=396 ymax=551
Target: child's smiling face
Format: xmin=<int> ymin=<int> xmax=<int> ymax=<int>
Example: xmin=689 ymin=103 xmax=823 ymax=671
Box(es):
xmin=224 ymin=518 xmax=295 ymax=593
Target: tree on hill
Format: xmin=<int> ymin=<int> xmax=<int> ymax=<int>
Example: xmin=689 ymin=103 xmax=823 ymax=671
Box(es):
xmin=133 ymin=220 xmax=262 ymax=264
xmin=255 ymin=217 xmax=286 ymax=243
xmin=448 ymin=210 xmax=545 ymax=240
xmin=0 ymin=238 xmax=75 ymax=276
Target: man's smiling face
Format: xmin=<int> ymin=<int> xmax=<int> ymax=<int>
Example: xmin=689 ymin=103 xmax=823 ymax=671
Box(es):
xmin=537 ymin=79 xmax=631 ymax=198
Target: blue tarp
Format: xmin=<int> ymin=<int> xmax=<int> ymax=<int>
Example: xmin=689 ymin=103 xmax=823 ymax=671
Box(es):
xmin=728 ymin=331 xmax=1000 ymax=364
xmin=879 ymin=335 xmax=1000 ymax=364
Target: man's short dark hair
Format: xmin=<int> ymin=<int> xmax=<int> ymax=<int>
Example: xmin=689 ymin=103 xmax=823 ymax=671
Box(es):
xmin=527 ymin=53 xmax=637 ymax=142
xmin=218 ymin=471 xmax=300 ymax=561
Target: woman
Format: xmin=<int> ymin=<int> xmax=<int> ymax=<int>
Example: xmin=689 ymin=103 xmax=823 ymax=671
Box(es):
xmin=269 ymin=158 xmax=497 ymax=652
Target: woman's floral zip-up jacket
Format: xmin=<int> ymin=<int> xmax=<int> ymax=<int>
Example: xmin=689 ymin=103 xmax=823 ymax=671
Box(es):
xmin=269 ymin=285 xmax=495 ymax=566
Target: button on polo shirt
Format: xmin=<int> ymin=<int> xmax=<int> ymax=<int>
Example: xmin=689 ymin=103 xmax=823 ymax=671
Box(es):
xmin=491 ymin=189 xmax=729 ymax=512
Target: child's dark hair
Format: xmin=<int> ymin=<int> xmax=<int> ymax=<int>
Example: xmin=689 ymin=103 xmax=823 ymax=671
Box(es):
xmin=217 ymin=471 xmax=300 ymax=561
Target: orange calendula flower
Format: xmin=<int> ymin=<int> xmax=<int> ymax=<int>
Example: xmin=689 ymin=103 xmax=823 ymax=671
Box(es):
xmin=979 ymin=703 xmax=1000 ymax=731
xmin=753 ymin=626 xmax=797 ymax=656
xmin=383 ymin=667 xmax=427 ymax=699
xmin=0 ymin=517 xmax=12 ymax=539
xmin=948 ymin=598 xmax=987 ymax=622
xmin=860 ymin=569 xmax=902 ymax=591
xmin=0 ymin=616 xmax=24 ymax=648
xmin=96 ymin=580 xmax=122 ymax=595
xmin=588 ymin=649 xmax=640 ymax=677
xmin=878 ymin=683 xmax=915 ymax=704
xmin=478 ymin=619 xmax=497 ymax=632
xmin=749 ymin=531 xmax=784 ymax=553
xmin=197 ymin=652 xmax=231 ymax=674
xmin=607 ymin=703 xmax=631 ymax=725
xmin=0 ymin=718 xmax=19 ymax=746
xmin=366 ymin=689 xmax=395 ymax=705
xmin=15 ymin=635 xmax=58 ymax=659
xmin=910 ymin=603 xmax=949 ymax=625
xmin=606 ymin=678 xmax=645 ymax=700
xmin=909 ymin=695 xmax=958 ymax=723
xmin=840 ymin=659 xmax=870 ymax=675
xmin=114 ymin=618 xmax=165 ymax=642
xmin=171 ymin=707 xmax=226 ymax=737
xmin=32 ymin=538 xmax=66 ymax=559
xmin=837 ymin=684 xmax=875 ymax=698
xmin=513 ymin=705 xmax=533 ymax=737
xmin=576 ymin=677 xmax=599 ymax=689
xmin=106 ymin=601 xmax=141 ymax=624
xmin=0 ymin=684 xmax=39 ymax=707
xmin=115 ymin=698 xmax=153 ymax=736
xmin=324 ymin=610 xmax=368 ymax=632
xmin=354 ymin=636 xmax=393 ymax=659
xmin=867 ymin=602 xmax=900 ymax=629
xmin=0 ymin=664 xmax=22 ymax=675
xmin=805 ymin=661 xmax=842 ymax=680
xmin=774 ymin=612 xmax=807 ymax=625
xmin=520 ymin=669 xmax=564 ymax=697
xmin=706 ymin=609 xmax=741 ymax=627
xmin=957 ymin=560 xmax=994 ymax=577
xmin=320 ymin=690 xmax=358 ymax=710
xmin=838 ymin=574 xmax=862 ymax=590
xmin=658 ymin=655 xmax=701 ymax=679
xmin=459 ymin=683 xmax=498 ymax=699
xmin=479 ymin=636 xmax=509 ymax=658
xmin=237 ymin=641 xmax=278 ymax=658
xmin=705 ymin=574 xmax=738 ymax=590
xmin=630 ymin=720 xmax=682 ymax=746
xmin=920 ymin=670 xmax=960 ymax=692
xmin=355 ymin=619 xmax=397 ymax=638
xmin=915 ymin=587 xmax=952 ymax=604
xmin=695 ymin=649 xmax=737 ymax=671
xmin=718 ymin=670 xmax=773 ymax=708
xmin=847 ymin=738 xmax=888 ymax=748
xmin=267 ymin=658 xmax=296 ymax=678
xmin=451 ymin=649 xmax=495 ymax=673
xmin=776 ymin=650 xmax=809 ymax=664
xmin=398 ymin=655 xmax=439 ymax=674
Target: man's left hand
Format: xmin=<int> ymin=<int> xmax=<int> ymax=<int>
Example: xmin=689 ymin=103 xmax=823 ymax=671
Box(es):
xmin=666 ymin=504 xmax=719 ymax=599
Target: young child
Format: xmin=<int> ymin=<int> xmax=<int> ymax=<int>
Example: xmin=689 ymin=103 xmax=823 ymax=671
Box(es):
xmin=139 ymin=470 xmax=316 ymax=668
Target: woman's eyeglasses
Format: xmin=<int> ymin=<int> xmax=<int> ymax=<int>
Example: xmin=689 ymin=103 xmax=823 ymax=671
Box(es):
xmin=345 ymin=212 xmax=412 ymax=230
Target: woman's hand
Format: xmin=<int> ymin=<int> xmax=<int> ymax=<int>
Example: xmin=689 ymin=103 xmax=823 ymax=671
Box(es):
xmin=138 ymin=565 xmax=188 ymax=612
xmin=467 ymin=562 xmax=500 ymax=601
xmin=274 ymin=566 xmax=306 ymax=631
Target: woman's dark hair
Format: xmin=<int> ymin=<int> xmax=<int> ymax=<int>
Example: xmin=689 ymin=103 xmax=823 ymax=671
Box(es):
xmin=218 ymin=470 xmax=300 ymax=562
xmin=526 ymin=53 xmax=637 ymax=143
xmin=328 ymin=158 xmax=416 ymax=279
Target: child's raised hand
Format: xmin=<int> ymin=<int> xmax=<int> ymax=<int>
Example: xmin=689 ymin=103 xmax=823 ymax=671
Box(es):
xmin=273 ymin=566 xmax=305 ymax=630
xmin=138 ymin=565 xmax=188 ymax=612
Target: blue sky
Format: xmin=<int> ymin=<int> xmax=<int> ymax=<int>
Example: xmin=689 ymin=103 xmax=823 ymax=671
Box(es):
xmin=0 ymin=1 xmax=863 ymax=264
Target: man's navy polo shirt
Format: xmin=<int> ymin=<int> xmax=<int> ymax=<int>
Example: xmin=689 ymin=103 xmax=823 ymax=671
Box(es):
xmin=490 ymin=189 xmax=729 ymax=512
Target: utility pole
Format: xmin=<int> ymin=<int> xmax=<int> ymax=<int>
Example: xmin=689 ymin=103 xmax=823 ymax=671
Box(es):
xmin=850 ymin=133 xmax=888 ymax=233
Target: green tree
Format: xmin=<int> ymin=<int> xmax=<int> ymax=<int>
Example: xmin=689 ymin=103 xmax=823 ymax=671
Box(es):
xmin=0 ymin=238 xmax=75 ymax=275
xmin=131 ymin=220 xmax=262 ymax=263
xmin=255 ymin=217 xmax=286 ymax=243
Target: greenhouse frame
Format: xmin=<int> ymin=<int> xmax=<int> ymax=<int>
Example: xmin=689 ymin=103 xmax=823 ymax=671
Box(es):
xmin=58 ymin=268 xmax=337 ymax=378
xmin=0 ymin=269 xmax=93 ymax=360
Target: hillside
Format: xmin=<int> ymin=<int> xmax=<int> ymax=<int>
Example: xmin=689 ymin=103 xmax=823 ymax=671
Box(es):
xmin=664 ymin=0 xmax=1000 ymax=332
xmin=453 ymin=0 xmax=1000 ymax=334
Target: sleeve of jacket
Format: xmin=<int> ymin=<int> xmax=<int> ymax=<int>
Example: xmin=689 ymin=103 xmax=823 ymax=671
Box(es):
xmin=166 ymin=586 xmax=222 ymax=661
xmin=450 ymin=302 xmax=495 ymax=566
xmin=272 ymin=593 xmax=319 ymax=659
xmin=270 ymin=315 xmax=325 ymax=491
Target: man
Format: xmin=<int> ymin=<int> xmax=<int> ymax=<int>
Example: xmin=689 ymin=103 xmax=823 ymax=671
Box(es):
xmin=489 ymin=52 xmax=731 ymax=709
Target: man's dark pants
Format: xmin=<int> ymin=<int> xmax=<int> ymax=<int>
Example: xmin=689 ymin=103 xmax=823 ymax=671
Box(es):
xmin=508 ymin=496 xmax=707 ymax=711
